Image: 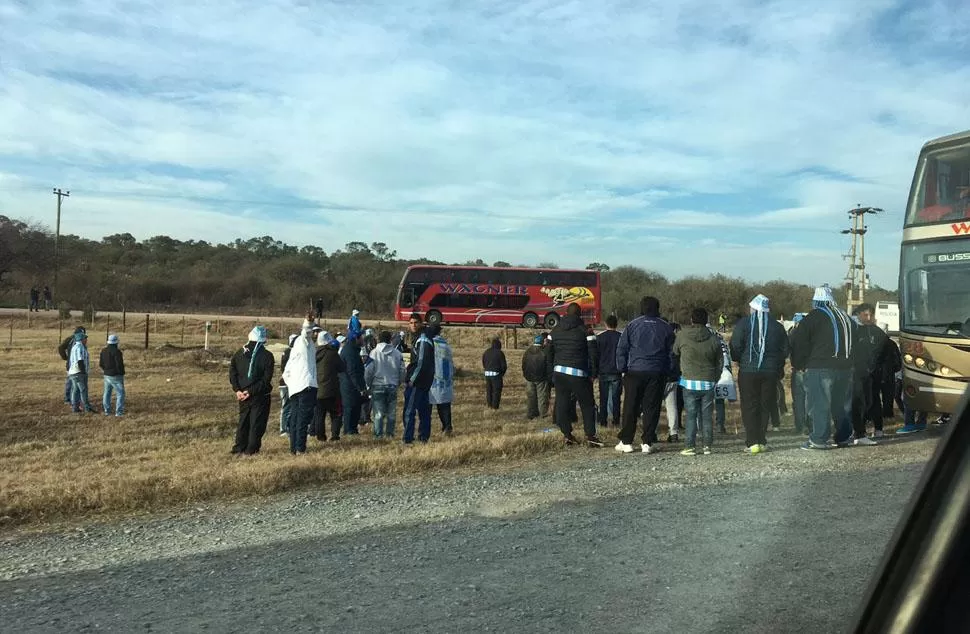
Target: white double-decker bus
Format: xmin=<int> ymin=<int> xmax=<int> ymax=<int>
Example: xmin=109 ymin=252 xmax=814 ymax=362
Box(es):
xmin=899 ymin=130 xmax=970 ymax=415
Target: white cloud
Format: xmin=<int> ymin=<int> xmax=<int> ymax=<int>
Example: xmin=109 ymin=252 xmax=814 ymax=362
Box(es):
xmin=2 ymin=0 xmax=969 ymax=290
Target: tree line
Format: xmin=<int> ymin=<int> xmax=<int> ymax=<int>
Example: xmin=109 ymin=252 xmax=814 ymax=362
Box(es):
xmin=0 ymin=215 xmax=896 ymax=323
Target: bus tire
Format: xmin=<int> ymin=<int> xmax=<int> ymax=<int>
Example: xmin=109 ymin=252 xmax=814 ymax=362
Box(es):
xmin=425 ymin=310 xmax=443 ymax=326
xmin=543 ymin=312 xmax=560 ymax=329
xmin=522 ymin=313 xmax=539 ymax=328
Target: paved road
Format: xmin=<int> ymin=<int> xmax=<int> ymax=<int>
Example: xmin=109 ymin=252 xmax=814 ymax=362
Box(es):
xmin=0 ymin=458 xmax=925 ymax=633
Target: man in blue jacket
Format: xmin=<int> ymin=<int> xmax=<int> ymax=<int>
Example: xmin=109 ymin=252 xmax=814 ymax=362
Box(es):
xmin=339 ymin=331 xmax=367 ymax=436
xmin=615 ymin=296 xmax=675 ymax=454
xmin=596 ymin=314 xmax=622 ymax=428
xmin=403 ymin=321 xmax=436 ymax=444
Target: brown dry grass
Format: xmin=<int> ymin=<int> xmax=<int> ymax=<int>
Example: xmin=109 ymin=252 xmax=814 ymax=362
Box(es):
xmin=4 ymin=314 xmax=738 ymax=529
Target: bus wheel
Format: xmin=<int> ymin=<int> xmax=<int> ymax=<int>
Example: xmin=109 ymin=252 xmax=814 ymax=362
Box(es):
xmin=522 ymin=313 xmax=539 ymax=328
xmin=543 ymin=312 xmax=559 ymax=329
xmin=425 ymin=310 xmax=442 ymax=326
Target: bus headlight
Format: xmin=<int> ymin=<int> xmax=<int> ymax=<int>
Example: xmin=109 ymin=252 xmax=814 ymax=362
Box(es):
xmin=915 ymin=357 xmax=926 ymax=368
xmin=903 ymin=354 xmax=914 ymax=364
xmin=941 ymin=365 xmax=952 ymax=376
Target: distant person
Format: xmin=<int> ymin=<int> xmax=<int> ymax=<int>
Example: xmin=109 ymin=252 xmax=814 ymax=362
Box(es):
xmin=729 ymin=294 xmax=789 ymax=454
xmin=428 ymin=325 xmax=455 ymax=435
xmin=546 ymin=303 xmax=603 ymax=448
xmin=403 ymin=318 xmax=436 ymax=444
xmin=99 ymin=333 xmax=126 ymax=416
xmin=339 ymin=330 xmax=367 ymax=437
xmin=663 ymin=321 xmax=684 ymax=443
xmin=718 ymin=313 xmax=727 ymax=333
xmin=849 ymin=303 xmax=888 ymax=444
xmin=790 ymin=284 xmax=856 ymax=450
xmin=59 ymin=326 xmax=86 ymax=407
xmin=278 ymin=334 xmax=298 ymax=437
xmin=615 ymin=296 xmax=675 ymax=454
xmin=596 ymin=315 xmax=623 ymax=428
xmin=67 ymin=331 xmax=95 ymax=413
xmin=522 ymin=334 xmax=551 ymax=420
xmin=673 ymin=308 xmax=722 ymax=456
xmin=482 ymin=338 xmax=507 ymax=410
xmin=229 ymin=325 xmax=275 ymax=456
xmin=366 ymin=330 xmax=404 ymax=439
xmin=28 ymin=286 xmax=39 ymax=312
xmin=348 ymin=309 xmax=362 ymax=337
xmin=282 ymin=317 xmax=319 ymax=454
xmin=315 ymin=331 xmax=344 ymax=441
xmin=315 ymin=298 xmax=324 ymax=320
xmin=43 ymin=286 xmax=52 ymax=311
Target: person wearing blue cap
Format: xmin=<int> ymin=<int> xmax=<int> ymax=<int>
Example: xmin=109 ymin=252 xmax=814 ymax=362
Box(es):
xmin=99 ymin=333 xmax=126 ymax=416
xmin=67 ymin=331 xmax=96 ymax=413
xmin=229 ymin=323 xmax=275 ymax=455
xmin=521 ymin=332 xmax=550 ymax=420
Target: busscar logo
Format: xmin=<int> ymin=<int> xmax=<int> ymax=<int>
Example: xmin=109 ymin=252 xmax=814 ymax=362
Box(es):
xmin=953 ymin=222 xmax=970 ymax=235
xmin=924 ymin=252 xmax=970 ymax=264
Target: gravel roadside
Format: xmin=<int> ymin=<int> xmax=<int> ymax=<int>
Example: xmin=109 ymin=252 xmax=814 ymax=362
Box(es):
xmin=0 ymin=430 xmax=939 ymax=632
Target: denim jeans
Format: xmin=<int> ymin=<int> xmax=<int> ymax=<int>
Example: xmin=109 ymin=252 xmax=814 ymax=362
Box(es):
xmin=804 ymin=368 xmax=853 ymax=446
xmin=403 ymin=387 xmax=432 ymax=443
xmin=69 ymin=374 xmax=92 ymax=412
xmin=102 ymin=375 xmax=125 ymax=415
xmin=597 ymin=374 xmax=622 ymax=425
xmin=279 ymin=385 xmax=291 ymax=434
xmin=683 ymin=387 xmax=715 ymax=449
xmin=288 ymin=387 xmax=317 ymax=453
xmin=64 ymin=375 xmax=74 ymax=404
xmin=714 ymin=398 xmax=726 ymax=431
xmin=371 ymin=385 xmax=398 ymax=438
xmin=791 ymin=370 xmax=809 ymax=432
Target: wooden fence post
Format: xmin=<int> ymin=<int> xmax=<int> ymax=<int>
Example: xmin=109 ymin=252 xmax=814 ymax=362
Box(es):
xmin=8 ymin=321 xmax=13 ymax=348
xmin=144 ymin=313 xmax=150 ymax=350
xmin=106 ymin=315 xmax=110 ymax=341
xmin=122 ymin=310 xmax=127 ymax=333
xmin=181 ymin=316 xmax=186 ymax=346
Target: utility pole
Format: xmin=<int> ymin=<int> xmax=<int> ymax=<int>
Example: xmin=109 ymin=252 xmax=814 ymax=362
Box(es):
xmin=52 ymin=187 xmax=70 ymax=304
xmin=840 ymin=205 xmax=882 ymax=313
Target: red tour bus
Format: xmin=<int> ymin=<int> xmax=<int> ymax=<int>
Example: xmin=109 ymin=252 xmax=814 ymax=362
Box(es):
xmin=395 ymin=265 xmax=602 ymax=328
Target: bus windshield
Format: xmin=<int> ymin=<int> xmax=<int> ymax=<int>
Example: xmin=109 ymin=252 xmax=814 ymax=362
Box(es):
xmin=901 ymin=240 xmax=970 ymax=336
xmin=906 ymin=143 xmax=970 ymax=227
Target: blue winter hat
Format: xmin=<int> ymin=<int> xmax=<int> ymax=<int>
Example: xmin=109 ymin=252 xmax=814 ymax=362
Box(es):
xmin=74 ymin=332 xmax=88 ymax=343
xmin=248 ymin=326 xmax=268 ymax=343
xmin=533 ymin=335 xmax=544 ymax=345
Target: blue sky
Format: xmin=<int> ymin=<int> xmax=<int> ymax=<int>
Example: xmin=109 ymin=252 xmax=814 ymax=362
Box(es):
xmin=1 ymin=0 xmax=969 ymax=288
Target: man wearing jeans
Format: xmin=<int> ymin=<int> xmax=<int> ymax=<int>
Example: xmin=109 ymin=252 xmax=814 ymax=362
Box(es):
xmin=790 ymin=284 xmax=857 ymax=450
xmin=99 ymin=333 xmax=126 ymax=416
xmin=615 ymin=296 xmax=675 ymax=454
xmin=596 ymin=315 xmax=623 ymax=428
xmin=673 ymin=308 xmax=722 ymax=455
xmin=403 ymin=322 xmax=435 ymax=444
xmin=281 ymin=317 xmax=317 ymax=455
xmin=366 ymin=330 xmax=405 ymax=438
xmin=67 ymin=331 xmax=96 ymax=413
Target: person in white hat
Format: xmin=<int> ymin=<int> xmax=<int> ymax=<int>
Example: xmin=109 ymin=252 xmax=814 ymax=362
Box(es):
xmin=229 ymin=324 xmax=275 ymax=455
xmin=99 ymin=333 xmax=126 ymax=416
xmin=729 ymin=293 xmax=789 ymax=454
xmin=348 ymin=309 xmax=362 ymax=337
xmin=790 ymin=284 xmax=857 ymax=450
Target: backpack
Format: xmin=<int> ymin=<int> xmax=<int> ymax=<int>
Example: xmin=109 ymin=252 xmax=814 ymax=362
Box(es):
xmin=57 ymin=336 xmax=74 ymax=361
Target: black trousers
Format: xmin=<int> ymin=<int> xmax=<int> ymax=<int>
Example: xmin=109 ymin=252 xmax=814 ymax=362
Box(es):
xmin=618 ymin=371 xmax=666 ymax=445
xmin=880 ymin=375 xmax=896 ymax=418
xmin=738 ymin=372 xmax=775 ymax=448
xmin=314 ymin=397 xmax=340 ymax=441
xmin=553 ymin=373 xmax=597 ymax=439
xmin=485 ymin=377 xmax=504 ymax=409
xmin=233 ymin=394 xmax=271 ymax=455
xmin=852 ymin=374 xmax=884 ymax=435
xmin=436 ymin=402 xmax=453 ymax=432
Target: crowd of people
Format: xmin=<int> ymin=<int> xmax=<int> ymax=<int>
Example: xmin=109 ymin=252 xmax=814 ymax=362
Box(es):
xmin=58 ymin=326 xmax=126 ymax=416
xmin=28 ymin=285 xmax=53 ymax=312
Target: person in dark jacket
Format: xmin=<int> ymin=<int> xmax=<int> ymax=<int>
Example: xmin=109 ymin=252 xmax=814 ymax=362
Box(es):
xmin=615 ymin=296 xmax=675 ymax=454
xmin=673 ymin=308 xmax=722 ymax=455
xmin=482 ymin=338 xmax=508 ymax=410
xmin=278 ymin=334 xmax=297 ymax=436
xmin=315 ymin=332 xmax=345 ymax=441
xmin=522 ymin=334 xmax=550 ymax=419
xmin=229 ymin=325 xmax=275 ymax=455
xmin=59 ymin=326 xmax=86 ymax=407
xmin=339 ymin=331 xmax=367 ymax=436
xmin=545 ymin=303 xmax=603 ymax=447
xmin=882 ymin=337 xmax=903 ymax=418
xmin=99 ymin=333 xmax=126 ymax=416
xmin=403 ymin=323 xmax=435 ymax=444
xmin=729 ymin=294 xmax=789 ymax=453
xmin=789 ymin=284 xmax=856 ymax=449
xmin=663 ymin=321 xmax=684 ymax=443
xmin=596 ymin=315 xmax=622 ymax=428
xmin=850 ymin=303 xmax=890 ymax=442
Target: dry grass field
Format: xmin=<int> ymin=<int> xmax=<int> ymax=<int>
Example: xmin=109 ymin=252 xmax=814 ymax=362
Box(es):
xmin=0 ymin=312 xmax=751 ymax=529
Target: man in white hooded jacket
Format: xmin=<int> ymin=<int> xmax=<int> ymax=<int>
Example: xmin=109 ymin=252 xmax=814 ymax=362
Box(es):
xmin=282 ymin=314 xmax=318 ymax=454
xmin=366 ymin=330 xmax=405 ymax=438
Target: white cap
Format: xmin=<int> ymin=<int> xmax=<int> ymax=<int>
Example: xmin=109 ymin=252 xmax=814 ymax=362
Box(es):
xmin=749 ymin=294 xmax=770 ymax=313
xmin=812 ymin=284 xmax=836 ymax=304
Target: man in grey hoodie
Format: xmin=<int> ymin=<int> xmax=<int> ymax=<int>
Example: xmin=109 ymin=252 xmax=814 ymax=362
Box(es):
xmin=366 ymin=331 xmax=405 ymax=439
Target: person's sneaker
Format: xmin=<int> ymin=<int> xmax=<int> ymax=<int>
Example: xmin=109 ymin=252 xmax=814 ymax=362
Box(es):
xmin=279 ymin=432 xmax=287 ymax=437
xmin=680 ymin=447 xmax=696 ymax=456
xmin=745 ymin=444 xmax=761 ymax=454
xmin=872 ymin=430 xmax=885 ymax=438
xmin=667 ymin=434 xmax=680 ymax=443
xmin=853 ymin=436 xmax=878 ymax=446
xmin=771 ymin=426 xmax=780 ymax=432
xmin=801 ymin=440 xmax=828 ymax=450
xmin=564 ymin=434 xmax=579 ymax=446
xmin=614 ymin=441 xmax=634 ymax=453
xmin=641 ymin=443 xmax=655 ymax=454
xmin=897 ymin=423 xmax=927 ymax=434
xmin=702 ymin=446 xmax=712 ymax=455
xmin=586 ymin=435 xmax=605 ymax=448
